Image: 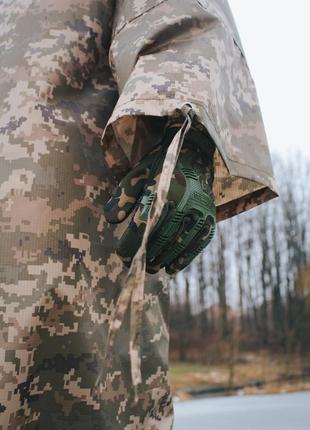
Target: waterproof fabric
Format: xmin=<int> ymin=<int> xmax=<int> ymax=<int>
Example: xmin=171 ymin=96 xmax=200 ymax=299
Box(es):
xmin=0 ymin=1 xmax=277 ymax=429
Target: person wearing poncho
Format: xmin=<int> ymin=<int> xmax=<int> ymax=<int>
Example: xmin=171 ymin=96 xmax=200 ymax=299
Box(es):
xmin=0 ymin=0 xmax=277 ymax=428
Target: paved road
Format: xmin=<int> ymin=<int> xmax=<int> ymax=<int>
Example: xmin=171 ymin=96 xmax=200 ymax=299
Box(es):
xmin=173 ymin=391 xmax=310 ymax=430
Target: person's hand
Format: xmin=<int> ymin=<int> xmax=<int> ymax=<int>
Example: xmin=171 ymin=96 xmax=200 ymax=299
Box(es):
xmin=103 ymin=127 xmax=216 ymax=275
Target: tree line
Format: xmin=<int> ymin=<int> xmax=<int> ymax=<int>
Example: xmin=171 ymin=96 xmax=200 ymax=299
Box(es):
xmin=169 ymin=153 xmax=310 ymax=366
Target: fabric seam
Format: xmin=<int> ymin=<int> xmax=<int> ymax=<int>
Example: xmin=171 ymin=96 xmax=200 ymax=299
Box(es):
xmin=114 ymin=0 xmax=168 ymax=37
xmin=114 ymin=0 xmax=246 ymax=61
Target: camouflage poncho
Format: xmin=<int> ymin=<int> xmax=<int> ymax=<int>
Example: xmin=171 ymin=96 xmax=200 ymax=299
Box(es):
xmin=0 ymin=0 xmax=277 ymax=429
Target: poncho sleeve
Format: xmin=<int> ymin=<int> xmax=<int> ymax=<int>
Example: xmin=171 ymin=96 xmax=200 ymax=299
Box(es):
xmin=101 ymin=0 xmax=278 ymax=222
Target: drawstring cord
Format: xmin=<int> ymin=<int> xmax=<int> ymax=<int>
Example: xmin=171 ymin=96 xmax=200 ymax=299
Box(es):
xmin=105 ymin=103 xmax=195 ymax=403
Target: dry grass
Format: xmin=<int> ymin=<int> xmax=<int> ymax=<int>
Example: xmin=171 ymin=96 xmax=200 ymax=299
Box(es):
xmin=169 ymin=352 xmax=310 ymax=399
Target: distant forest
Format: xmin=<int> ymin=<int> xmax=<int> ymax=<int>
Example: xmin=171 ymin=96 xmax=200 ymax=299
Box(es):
xmin=169 ymin=153 xmax=310 ymax=365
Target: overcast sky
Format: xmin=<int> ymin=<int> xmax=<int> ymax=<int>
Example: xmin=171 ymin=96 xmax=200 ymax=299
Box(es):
xmin=229 ymin=0 xmax=310 ymax=157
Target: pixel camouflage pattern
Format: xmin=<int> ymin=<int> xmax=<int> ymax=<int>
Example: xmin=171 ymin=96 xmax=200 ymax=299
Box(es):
xmin=0 ymin=0 xmax=277 ymax=429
